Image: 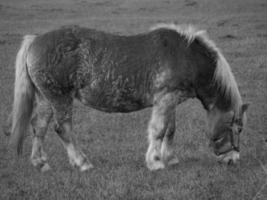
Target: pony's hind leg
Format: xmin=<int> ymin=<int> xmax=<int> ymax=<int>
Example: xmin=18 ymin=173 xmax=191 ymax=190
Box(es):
xmin=30 ymin=99 xmax=52 ymax=172
xmin=52 ymin=100 xmax=93 ymax=172
xmin=146 ymin=92 xmax=176 ymax=171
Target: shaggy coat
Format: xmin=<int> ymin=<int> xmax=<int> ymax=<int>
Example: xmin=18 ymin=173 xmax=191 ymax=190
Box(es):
xmin=9 ymin=24 xmax=248 ymax=171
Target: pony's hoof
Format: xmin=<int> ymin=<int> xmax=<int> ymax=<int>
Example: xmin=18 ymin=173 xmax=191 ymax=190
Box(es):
xmin=80 ymin=162 xmax=94 ymax=172
xmin=69 ymin=156 xmax=93 ymax=171
xmin=31 ymin=156 xmax=51 ymax=172
xmin=147 ymin=161 xmax=165 ymax=171
xmin=40 ymin=163 xmax=51 ymax=172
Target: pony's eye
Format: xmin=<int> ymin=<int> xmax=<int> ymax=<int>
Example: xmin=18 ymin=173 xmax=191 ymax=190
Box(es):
xmin=237 ymin=127 xmax=242 ymax=133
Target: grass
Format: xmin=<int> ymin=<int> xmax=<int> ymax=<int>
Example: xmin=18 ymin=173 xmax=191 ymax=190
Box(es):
xmin=0 ymin=0 xmax=267 ymax=199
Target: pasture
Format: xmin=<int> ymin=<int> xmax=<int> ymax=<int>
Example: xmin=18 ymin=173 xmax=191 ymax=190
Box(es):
xmin=0 ymin=0 xmax=266 ymax=199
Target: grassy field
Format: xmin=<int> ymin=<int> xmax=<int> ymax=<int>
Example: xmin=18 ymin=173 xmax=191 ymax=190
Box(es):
xmin=0 ymin=0 xmax=266 ymax=199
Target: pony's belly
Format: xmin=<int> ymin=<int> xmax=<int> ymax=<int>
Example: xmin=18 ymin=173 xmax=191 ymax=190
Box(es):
xmin=76 ymin=87 xmax=152 ymax=113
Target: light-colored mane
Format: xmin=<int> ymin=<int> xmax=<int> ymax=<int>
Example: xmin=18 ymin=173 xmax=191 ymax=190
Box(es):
xmin=151 ymin=23 xmax=205 ymax=44
xmin=151 ymin=23 xmax=242 ymax=113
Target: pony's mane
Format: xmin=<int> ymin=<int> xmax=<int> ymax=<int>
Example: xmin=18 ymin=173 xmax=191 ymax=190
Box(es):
xmin=151 ymin=23 xmax=242 ymax=113
xmin=151 ymin=23 xmax=205 ymax=44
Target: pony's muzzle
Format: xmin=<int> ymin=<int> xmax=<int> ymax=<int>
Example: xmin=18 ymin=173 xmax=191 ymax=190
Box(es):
xmin=210 ymin=137 xmax=240 ymax=164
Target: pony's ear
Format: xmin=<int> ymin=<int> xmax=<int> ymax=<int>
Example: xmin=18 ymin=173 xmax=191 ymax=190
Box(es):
xmin=241 ymin=103 xmax=250 ymax=114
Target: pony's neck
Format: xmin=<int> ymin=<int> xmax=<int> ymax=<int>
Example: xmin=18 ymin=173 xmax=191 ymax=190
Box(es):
xmin=187 ymin=27 xmax=242 ymax=115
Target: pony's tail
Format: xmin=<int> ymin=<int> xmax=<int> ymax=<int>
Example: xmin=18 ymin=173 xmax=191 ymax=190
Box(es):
xmin=10 ymin=35 xmax=36 ymax=155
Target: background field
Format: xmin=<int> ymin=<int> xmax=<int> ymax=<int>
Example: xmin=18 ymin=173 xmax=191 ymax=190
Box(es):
xmin=0 ymin=0 xmax=266 ymax=199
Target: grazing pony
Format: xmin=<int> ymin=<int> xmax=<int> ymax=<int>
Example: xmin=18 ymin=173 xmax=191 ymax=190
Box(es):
xmin=8 ymin=24 xmax=248 ymax=171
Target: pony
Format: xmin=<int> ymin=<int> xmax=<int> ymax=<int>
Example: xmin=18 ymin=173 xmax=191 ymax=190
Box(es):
xmin=7 ymin=23 xmax=249 ymax=172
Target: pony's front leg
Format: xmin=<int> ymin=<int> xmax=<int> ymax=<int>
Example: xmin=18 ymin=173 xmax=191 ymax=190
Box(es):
xmin=53 ymin=102 xmax=93 ymax=172
xmin=146 ymin=92 xmax=176 ymax=171
xmin=160 ymin=112 xmax=179 ymax=166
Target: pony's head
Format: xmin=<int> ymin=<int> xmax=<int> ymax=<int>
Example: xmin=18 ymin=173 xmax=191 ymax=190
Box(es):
xmin=209 ymin=103 xmax=249 ymax=164
xmin=188 ymin=25 xmax=250 ymax=164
